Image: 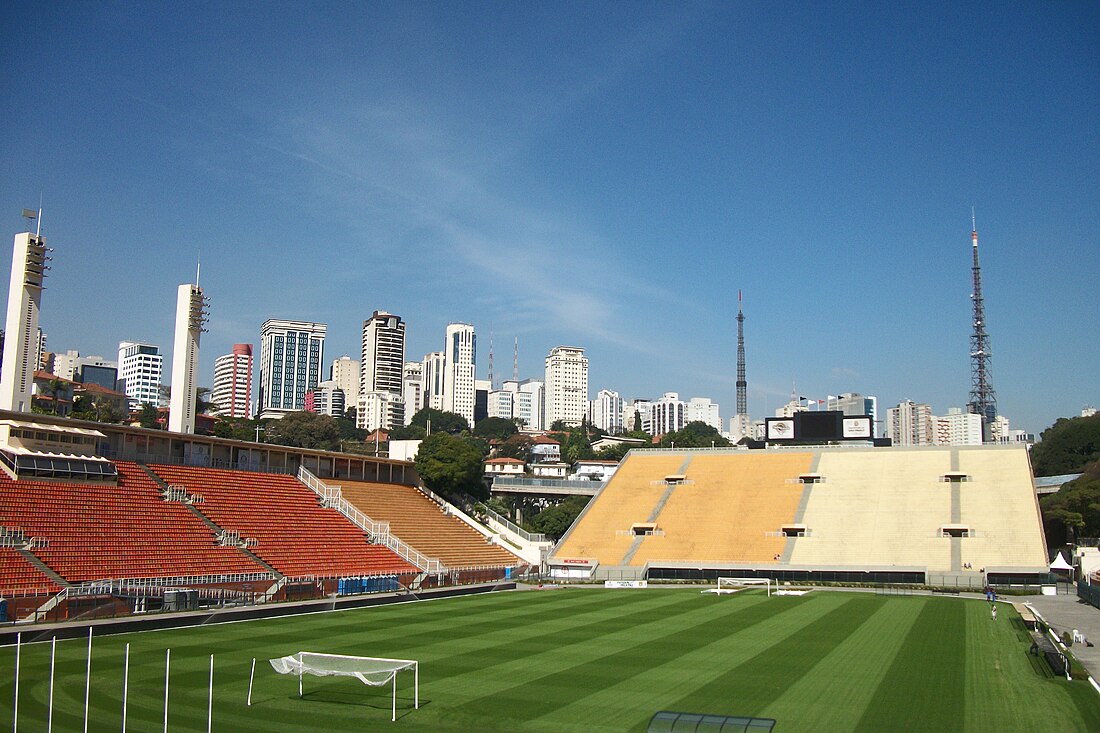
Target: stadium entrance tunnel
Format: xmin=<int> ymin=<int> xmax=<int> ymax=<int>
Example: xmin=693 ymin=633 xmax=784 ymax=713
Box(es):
xmin=647 ymin=710 xmax=776 ymax=732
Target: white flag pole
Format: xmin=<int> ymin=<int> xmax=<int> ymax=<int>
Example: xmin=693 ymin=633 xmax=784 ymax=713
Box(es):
xmin=122 ymin=643 xmax=130 ymax=733
xmin=47 ymin=637 xmax=56 ymax=733
xmin=12 ymin=631 xmax=20 ymax=733
xmin=83 ymin=627 xmax=92 ymax=733
xmin=207 ymin=654 xmax=214 ymax=733
xmin=247 ymin=658 xmax=256 ymax=706
xmin=163 ymin=648 xmax=171 ymax=733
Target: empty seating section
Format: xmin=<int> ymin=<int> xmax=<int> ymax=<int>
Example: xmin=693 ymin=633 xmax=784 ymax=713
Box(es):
xmin=0 ymin=547 xmax=60 ymax=594
xmin=789 ymin=450 xmax=954 ymax=569
xmin=955 ymin=447 xmax=1048 ymax=569
xmin=149 ymin=465 xmax=417 ymax=578
xmin=554 ymin=454 xmax=688 ymax=564
xmin=629 ymin=453 xmax=812 ymax=567
xmin=334 ymin=480 xmax=521 ymax=569
xmin=0 ymin=462 xmax=264 ymax=583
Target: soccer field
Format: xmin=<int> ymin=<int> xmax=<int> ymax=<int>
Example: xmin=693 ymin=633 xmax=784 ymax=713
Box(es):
xmin=3 ymin=588 xmax=1099 ymax=732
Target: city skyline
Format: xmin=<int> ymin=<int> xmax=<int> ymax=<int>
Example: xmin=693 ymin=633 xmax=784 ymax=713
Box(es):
xmin=1 ymin=3 xmax=1097 ymax=434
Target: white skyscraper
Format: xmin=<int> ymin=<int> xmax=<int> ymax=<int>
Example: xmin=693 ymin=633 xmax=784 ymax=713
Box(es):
xmin=258 ymin=319 xmax=326 ymax=419
xmin=212 ymin=344 xmax=253 ymax=418
xmin=488 ymin=389 xmax=515 ymax=421
xmin=168 ymin=283 xmax=208 ymax=434
xmin=421 ymin=351 xmax=445 ymax=412
xmin=442 ymin=323 xmax=476 ymax=426
xmin=591 ymin=389 xmax=624 ymax=434
xmin=502 ymin=379 xmax=544 ymax=431
xmin=544 ymin=346 xmax=588 ymax=427
xmin=935 ymin=407 xmax=984 ymax=446
xmin=358 ymin=311 xmax=406 ymax=431
xmin=117 ymin=341 xmax=164 ymax=411
xmin=1 ymin=224 xmax=49 ymax=413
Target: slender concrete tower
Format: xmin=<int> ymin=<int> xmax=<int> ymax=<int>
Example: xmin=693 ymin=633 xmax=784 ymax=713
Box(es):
xmin=965 ymin=213 xmax=997 ymax=440
xmin=168 ymin=281 xmax=209 ymax=433
xmin=0 ymin=212 xmax=49 ymax=412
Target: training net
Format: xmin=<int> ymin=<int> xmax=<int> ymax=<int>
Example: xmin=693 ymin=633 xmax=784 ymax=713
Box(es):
xmin=262 ymin=652 xmax=419 ymax=721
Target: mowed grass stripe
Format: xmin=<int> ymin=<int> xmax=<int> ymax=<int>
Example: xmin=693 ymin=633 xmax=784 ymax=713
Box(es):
xmin=535 ymin=593 xmax=861 ymax=731
xmin=439 ymin=591 xmax=777 ymax=712
xmin=855 ymin=598 xmax=965 ymax=732
xmin=761 ymin=596 xmax=925 ymax=729
xmin=659 ymin=594 xmax=882 ymax=723
xmin=963 ymin=602 xmax=1100 ymax=732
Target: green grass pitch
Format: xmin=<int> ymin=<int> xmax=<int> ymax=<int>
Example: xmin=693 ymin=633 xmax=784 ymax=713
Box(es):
xmin=2 ymin=588 xmax=1099 ymax=731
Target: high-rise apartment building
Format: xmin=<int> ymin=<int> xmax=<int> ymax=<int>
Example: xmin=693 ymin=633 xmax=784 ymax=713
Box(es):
xmin=488 ymin=389 xmax=515 ymax=421
xmin=623 ymin=399 xmax=653 ymax=434
xmin=888 ymin=400 xmax=934 ymax=446
xmin=168 ymin=283 xmax=208 ymax=434
xmin=1 ymin=226 xmax=49 ymax=412
xmin=591 ymin=389 xmax=624 ymax=434
xmin=442 ymin=323 xmax=476 ymax=426
xmin=652 ymin=392 xmax=686 ymax=436
xmin=258 ymin=319 xmax=326 ymax=419
xmin=117 ymin=341 xmax=164 ymax=411
xmin=358 ymin=311 xmax=406 ymax=431
xmin=935 ymin=407 xmax=983 ymax=446
xmin=330 ymin=355 xmax=360 ymax=411
xmin=502 ymin=379 xmax=544 ymax=431
xmin=544 ymin=346 xmax=588 ymax=427
xmin=305 ymin=380 xmax=345 ymax=417
xmin=686 ymin=396 xmax=722 ymax=432
xmin=826 ymin=393 xmax=879 ymax=426
xmin=421 ymin=351 xmax=445 ymax=412
xmin=401 ymin=361 xmax=423 ymax=424
xmin=212 ymin=344 xmax=253 ymax=418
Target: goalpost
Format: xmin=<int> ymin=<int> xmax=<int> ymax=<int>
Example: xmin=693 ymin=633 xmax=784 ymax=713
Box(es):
xmin=702 ymin=577 xmax=773 ymax=596
xmin=259 ymin=652 xmax=419 ymax=722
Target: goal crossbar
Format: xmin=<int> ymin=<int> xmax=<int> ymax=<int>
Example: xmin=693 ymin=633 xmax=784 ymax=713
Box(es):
xmin=264 ymin=652 xmax=419 ymax=722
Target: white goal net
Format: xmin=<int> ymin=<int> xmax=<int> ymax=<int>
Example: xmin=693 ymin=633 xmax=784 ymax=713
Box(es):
xmin=702 ymin=577 xmax=773 ymax=596
xmin=259 ymin=652 xmax=419 ymax=721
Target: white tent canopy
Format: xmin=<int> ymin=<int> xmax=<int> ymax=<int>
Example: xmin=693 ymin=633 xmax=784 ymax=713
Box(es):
xmin=1050 ymin=552 xmax=1073 ymax=571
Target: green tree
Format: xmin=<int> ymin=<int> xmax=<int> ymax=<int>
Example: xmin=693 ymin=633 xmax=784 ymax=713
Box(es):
xmin=415 ymin=432 xmax=488 ymax=502
xmin=473 ymin=416 xmax=518 ymax=441
xmin=264 ymin=411 xmax=342 ymax=450
xmin=658 ymin=421 xmax=731 ymax=448
xmin=1030 ymin=413 xmax=1100 ymax=476
xmin=495 ymin=434 xmax=533 ymax=461
xmin=595 ymin=442 xmax=633 ymax=462
xmin=529 ymin=496 xmax=591 ymax=541
xmin=1040 ymin=459 xmax=1100 ymax=547
xmin=407 ymin=408 xmax=470 ymax=435
xmin=137 ymin=402 xmax=160 ymax=429
xmin=72 ymin=394 xmax=122 ymax=423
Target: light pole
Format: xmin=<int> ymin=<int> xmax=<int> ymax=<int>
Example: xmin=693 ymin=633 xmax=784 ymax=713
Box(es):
xmin=254 ymin=425 xmax=265 ymax=443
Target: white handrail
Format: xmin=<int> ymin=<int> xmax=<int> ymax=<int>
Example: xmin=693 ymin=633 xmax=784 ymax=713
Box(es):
xmin=297 ymin=468 xmax=443 ymax=574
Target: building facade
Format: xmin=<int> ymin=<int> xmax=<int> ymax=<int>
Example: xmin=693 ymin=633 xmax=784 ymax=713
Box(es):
xmin=330 ymin=355 xmax=360 ymax=412
xmin=401 ymin=361 xmax=423 ymax=424
xmin=358 ymin=311 xmax=406 ymax=431
xmin=442 ymin=323 xmax=476 ymax=426
xmin=305 ymin=380 xmax=345 ymax=417
xmin=211 ymin=344 xmax=253 ymax=419
xmin=258 ymin=319 xmax=326 ymax=419
xmin=117 ymin=341 xmax=164 ymax=411
xmin=935 ymin=407 xmax=983 ymax=446
xmin=544 ymin=346 xmax=588 ymax=427
xmin=685 ymin=396 xmax=722 ymax=431
xmin=888 ymin=400 xmax=935 ymax=446
xmin=652 ymin=392 xmax=686 ymax=436
xmin=590 ymin=389 xmax=624 ymax=434
xmin=168 ymin=283 xmax=208 ymax=434
xmin=1 ymin=229 xmax=49 ymax=412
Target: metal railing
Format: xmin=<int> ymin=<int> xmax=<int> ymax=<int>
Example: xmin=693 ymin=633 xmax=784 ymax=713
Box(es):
xmin=297 ymin=467 xmax=443 ymax=574
xmin=491 ymin=477 xmax=607 ymax=491
xmin=477 ymin=506 xmax=548 ymax=543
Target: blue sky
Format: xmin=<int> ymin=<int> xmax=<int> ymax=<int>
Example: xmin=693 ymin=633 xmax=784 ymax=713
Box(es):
xmin=1 ymin=1 xmax=1097 ymax=434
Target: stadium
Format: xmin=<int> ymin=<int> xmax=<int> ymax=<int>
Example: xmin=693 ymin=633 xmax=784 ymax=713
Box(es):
xmin=2 ymin=410 xmax=1098 ymax=731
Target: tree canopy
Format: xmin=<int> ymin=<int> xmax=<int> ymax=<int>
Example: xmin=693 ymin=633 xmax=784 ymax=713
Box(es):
xmin=1040 ymin=459 xmax=1100 ymax=547
xmin=264 ymin=411 xmax=342 ymax=451
xmin=658 ymin=421 xmax=730 ymax=448
xmin=415 ymin=432 xmax=488 ymax=502
xmin=473 ymin=416 xmax=518 ymax=441
xmin=1030 ymin=413 xmax=1100 ymax=477
xmin=406 ymin=408 xmax=470 ymax=435
xmin=529 ymin=496 xmax=590 ymax=541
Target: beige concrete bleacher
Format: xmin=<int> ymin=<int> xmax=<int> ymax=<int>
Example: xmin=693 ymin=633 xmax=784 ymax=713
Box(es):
xmin=553 ymin=453 xmax=689 ymax=565
xmin=955 ymin=446 xmax=1049 ymax=570
xmin=788 ymin=449 xmax=954 ymax=569
xmin=334 ymin=479 xmax=522 ymax=569
xmin=629 ymin=452 xmax=812 ymax=566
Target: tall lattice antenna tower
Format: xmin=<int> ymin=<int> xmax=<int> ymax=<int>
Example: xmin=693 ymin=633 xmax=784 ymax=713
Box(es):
xmin=736 ymin=289 xmax=747 ymax=416
xmin=513 ymin=337 xmax=518 ymax=382
xmin=966 ymin=212 xmax=997 ymax=434
xmin=487 ymin=332 xmax=494 ymax=389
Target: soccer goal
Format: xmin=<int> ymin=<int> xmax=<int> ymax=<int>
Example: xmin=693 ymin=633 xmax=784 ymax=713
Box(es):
xmin=257 ymin=651 xmax=418 ymax=722
xmin=702 ymin=577 xmax=773 ymax=596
